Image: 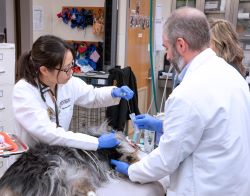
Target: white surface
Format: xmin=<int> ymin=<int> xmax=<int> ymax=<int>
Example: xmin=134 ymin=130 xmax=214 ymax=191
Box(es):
xmin=96 ymin=178 xmax=165 ymax=196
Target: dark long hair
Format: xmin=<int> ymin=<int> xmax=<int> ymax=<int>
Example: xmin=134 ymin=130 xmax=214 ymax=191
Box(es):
xmin=17 ymin=35 xmax=75 ymax=87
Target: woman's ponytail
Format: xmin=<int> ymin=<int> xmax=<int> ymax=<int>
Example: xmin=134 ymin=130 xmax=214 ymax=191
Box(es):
xmin=17 ymin=50 xmax=38 ymax=87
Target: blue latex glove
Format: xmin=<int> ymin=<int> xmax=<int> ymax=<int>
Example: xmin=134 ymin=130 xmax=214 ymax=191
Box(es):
xmin=98 ymin=133 xmax=120 ymax=149
xmin=110 ymin=159 xmax=129 ymax=176
xmin=133 ymin=114 xmax=163 ymax=132
xmin=111 ymin=86 xmax=134 ymax=100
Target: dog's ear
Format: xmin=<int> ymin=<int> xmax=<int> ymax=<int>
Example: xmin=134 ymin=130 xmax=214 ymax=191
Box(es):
xmin=114 ymin=132 xmax=141 ymax=164
xmin=118 ymin=152 xmax=140 ymax=164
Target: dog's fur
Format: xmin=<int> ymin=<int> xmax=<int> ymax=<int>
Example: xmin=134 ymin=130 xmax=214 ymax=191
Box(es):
xmin=0 ymin=123 xmax=141 ymax=196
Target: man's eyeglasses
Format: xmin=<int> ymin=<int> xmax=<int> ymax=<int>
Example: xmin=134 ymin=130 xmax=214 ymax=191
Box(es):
xmin=54 ymin=61 xmax=75 ymax=75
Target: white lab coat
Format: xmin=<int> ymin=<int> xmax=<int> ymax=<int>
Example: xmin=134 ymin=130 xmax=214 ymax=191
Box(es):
xmin=12 ymin=76 xmax=120 ymax=150
xmin=128 ymin=49 xmax=250 ymax=196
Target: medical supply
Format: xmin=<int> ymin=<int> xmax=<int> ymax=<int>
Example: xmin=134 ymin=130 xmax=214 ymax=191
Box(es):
xmin=130 ymin=113 xmax=142 ymax=144
xmin=111 ymin=86 xmax=134 ymax=100
xmin=144 ymin=130 xmax=155 ymax=153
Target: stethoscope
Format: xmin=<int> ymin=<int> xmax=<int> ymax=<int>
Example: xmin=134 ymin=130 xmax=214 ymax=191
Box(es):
xmin=37 ymin=79 xmax=61 ymax=128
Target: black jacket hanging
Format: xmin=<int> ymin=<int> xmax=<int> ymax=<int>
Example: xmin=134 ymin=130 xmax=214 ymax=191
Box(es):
xmin=106 ymin=66 xmax=140 ymax=132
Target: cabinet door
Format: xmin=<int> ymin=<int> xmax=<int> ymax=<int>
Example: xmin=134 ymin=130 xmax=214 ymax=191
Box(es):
xmin=236 ymin=0 xmax=250 ymax=69
xmin=0 ymin=84 xmax=14 ymax=132
xmin=0 ymin=43 xmax=15 ymax=85
xmin=199 ymin=0 xmax=234 ymax=23
xmin=172 ymin=0 xmax=198 ymax=10
xmin=127 ymin=0 xmax=152 ymax=114
xmin=171 ymin=0 xmax=234 ymax=23
xmin=236 ymin=1 xmax=250 ymax=39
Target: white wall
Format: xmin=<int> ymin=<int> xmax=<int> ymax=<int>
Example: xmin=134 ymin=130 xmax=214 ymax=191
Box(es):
xmin=154 ymin=0 xmax=172 ymax=113
xmin=154 ymin=0 xmax=172 ymax=70
xmin=117 ymin=0 xmax=128 ymax=68
xmin=161 ymin=0 xmax=172 ymax=21
xmin=33 ymin=0 xmax=130 ymax=67
xmin=33 ymin=0 xmax=104 ymax=42
xmin=32 ymin=0 xmax=171 ymax=68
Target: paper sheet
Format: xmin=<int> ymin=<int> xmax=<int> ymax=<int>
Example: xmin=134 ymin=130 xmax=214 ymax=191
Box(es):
xmin=33 ymin=6 xmax=44 ymax=31
xmin=154 ymin=1 xmax=164 ymax=51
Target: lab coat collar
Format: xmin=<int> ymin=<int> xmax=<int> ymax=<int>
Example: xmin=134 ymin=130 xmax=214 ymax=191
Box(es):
xmin=181 ymin=48 xmax=215 ymax=83
xmin=173 ymin=62 xmax=191 ymax=88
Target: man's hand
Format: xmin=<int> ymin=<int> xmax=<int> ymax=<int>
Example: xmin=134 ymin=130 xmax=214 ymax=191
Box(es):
xmin=133 ymin=114 xmax=163 ymax=132
xmin=110 ymin=159 xmax=130 ymax=176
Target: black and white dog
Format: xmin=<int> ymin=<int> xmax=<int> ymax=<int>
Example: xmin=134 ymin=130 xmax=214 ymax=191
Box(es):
xmin=0 ymin=124 xmax=141 ymax=196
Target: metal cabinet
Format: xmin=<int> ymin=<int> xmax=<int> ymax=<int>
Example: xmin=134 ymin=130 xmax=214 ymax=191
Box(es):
xmin=234 ymin=0 xmax=250 ymax=69
xmin=171 ymin=0 xmax=250 ymax=70
xmin=0 ymin=43 xmax=15 ymax=132
xmin=234 ymin=0 xmax=250 ymax=34
xmin=171 ymin=0 xmax=235 ymax=23
xmin=0 ymin=43 xmax=15 ymax=177
xmin=171 ymin=0 xmax=198 ymax=10
xmin=199 ymin=0 xmax=235 ymax=23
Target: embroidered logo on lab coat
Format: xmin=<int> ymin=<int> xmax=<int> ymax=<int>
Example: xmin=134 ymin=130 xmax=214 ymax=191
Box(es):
xmin=59 ymin=98 xmax=71 ymax=109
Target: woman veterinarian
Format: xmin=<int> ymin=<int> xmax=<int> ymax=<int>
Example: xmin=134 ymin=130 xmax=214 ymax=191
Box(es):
xmin=12 ymin=34 xmax=134 ymax=150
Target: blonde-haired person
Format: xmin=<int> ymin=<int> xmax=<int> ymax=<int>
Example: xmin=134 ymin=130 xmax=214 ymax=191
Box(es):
xmin=209 ymin=18 xmax=246 ymax=77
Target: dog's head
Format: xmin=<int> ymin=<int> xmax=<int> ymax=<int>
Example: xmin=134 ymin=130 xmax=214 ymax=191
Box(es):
xmin=81 ymin=120 xmax=142 ymax=164
xmin=114 ymin=131 xmax=141 ymax=164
